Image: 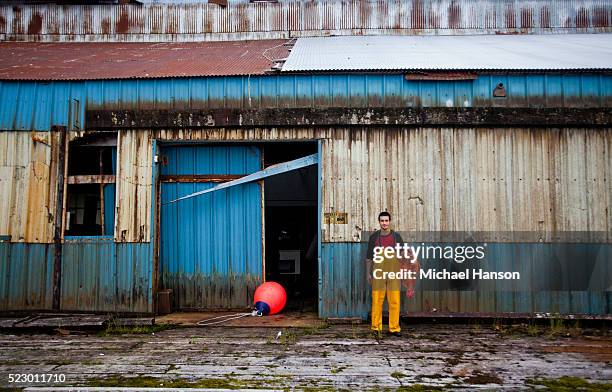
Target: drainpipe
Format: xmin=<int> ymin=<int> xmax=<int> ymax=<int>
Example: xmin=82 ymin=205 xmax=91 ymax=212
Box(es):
xmin=52 ymin=125 xmax=67 ymax=310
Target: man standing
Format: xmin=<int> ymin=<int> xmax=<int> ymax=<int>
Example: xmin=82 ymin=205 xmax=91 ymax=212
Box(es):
xmin=366 ymin=211 xmax=417 ymax=337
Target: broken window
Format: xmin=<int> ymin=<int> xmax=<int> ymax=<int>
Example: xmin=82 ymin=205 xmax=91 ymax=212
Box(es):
xmin=64 ymin=133 xmax=117 ymax=237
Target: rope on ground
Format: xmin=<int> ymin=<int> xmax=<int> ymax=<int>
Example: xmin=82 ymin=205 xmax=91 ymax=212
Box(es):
xmin=196 ymin=310 xmax=260 ymax=326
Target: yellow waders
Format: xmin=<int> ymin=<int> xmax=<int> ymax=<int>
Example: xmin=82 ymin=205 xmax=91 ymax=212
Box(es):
xmin=371 ymin=254 xmax=401 ymax=333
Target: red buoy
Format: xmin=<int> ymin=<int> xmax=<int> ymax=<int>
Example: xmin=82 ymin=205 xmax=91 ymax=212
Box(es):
xmin=253 ymin=281 xmax=287 ymax=315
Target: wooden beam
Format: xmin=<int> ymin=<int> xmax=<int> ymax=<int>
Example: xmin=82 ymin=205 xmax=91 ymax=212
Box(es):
xmin=67 ymin=175 xmax=116 ymax=184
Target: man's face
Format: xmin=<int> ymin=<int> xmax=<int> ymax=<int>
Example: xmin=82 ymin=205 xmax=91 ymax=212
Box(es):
xmin=379 ymin=216 xmax=390 ymax=231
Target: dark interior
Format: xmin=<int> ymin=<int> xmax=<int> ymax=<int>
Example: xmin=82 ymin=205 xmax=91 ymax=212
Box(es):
xmin=262 ymin=142 xmax=319 ymax=313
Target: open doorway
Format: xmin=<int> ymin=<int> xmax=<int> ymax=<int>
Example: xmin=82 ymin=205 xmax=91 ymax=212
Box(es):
xmin=263 ymin=142 xmax=318 ymax=313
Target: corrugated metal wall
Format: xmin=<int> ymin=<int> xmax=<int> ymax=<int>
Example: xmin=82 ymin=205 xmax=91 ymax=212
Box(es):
xmin=153 ymin=127 xmax=612 ymax=243
xmin=1 ymin=74 xmax=612 ymax=131
xmin=1 ymin=126 xmax=610 ymax=315
xmin=0 ymin=129 xmax=155 ymax=312
xmin=0 ymin=130 xmax=61 ymax=243
xmin=0 ymin=240 xmax=154 ymax=313
xmin=1 ymin=0 xmax=610 ymax=42
xmin=61 ymin=238 xmax=153 ymax=313
xmin=115 ymin=130 xmax=153 ymax=243
xmin=160 ymin=145 xmax=263 ymax=310
xmin=321 ymin=242 xmax=611 ymax=318
xmin=153 ymin=126 xmax=612 ymax=317
xmin=0 ymin=242 xmax=54 ymax=311
xmin=320 ymin=127 xmax=612 ymax=242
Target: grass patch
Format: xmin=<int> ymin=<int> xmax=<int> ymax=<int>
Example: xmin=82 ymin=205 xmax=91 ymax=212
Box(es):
xmin=396 ymin=385 xmax=443 ymax=391
xmin=391 ymin=371 xmax=407 ymax=379
xmin=490 ymin=317 xmax=583 ymax=339
xmin=85 ymin=375 xmax=270 ymax=389
xmin=548 ymin=318 xmax=582 ymax=339
xmin=525 ymin=376 xmax=612 ymax=391
xmin=280 ymin=328 xmax=298 ymax=347
xmin=330 ymin=366 xmax=346 ymax=374
xmin=0 ymin=359 xmax=28 ymax=366
xmin=301 ymin=322 xmax=329 ymax=336
xmin=97 ymin=320 xmax=177 ymax=337
xmin=81 ymin=359 xmax=104 ymax=365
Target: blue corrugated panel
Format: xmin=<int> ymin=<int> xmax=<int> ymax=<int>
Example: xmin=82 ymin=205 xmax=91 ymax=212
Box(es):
xmin=320 ymin=242 xmax=370 ymax=319
xmin=0 ymin=242 xmax=54 ymax=311
xmin=0 ymin=238 xmax=11 ymax=310
xmin=1 ymin=74 xmax=612 ymax=130
xmin=61 ymin=238 xmax=153 ymax=313
xmin=321 ymin=242 xmax=611 ymax=319
xmin=103 ymin=184 xmax=116 ymax=236
xmin=160 ymin=145 xmax=263 ymax=310
xmin=116 ymin=242 xmax=153 ymax=313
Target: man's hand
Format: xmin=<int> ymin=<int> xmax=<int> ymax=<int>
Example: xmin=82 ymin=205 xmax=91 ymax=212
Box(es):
xmin=406 ymin=288 xmax=414 ymax=298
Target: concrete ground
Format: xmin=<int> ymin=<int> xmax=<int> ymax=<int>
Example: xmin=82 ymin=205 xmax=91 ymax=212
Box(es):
xmin=0 ymin=318 xmax=610 ymax=391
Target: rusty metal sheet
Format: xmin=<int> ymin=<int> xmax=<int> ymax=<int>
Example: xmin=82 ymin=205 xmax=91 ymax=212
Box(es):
xmin=159 ymin=145 xmax=263 ymax=310
xmin=0 ymin=40 xmax=290 ymax=80
xmin=0 ymin=1 xmax=610 ymax=42
xmin=151 ymin=126 xmax=612 ymax=244
xmin=0 ymin=131 xmax=61 ymax=243
xmin=405 ymin=71 xmax=478 ymax=80
xmin=2 ymin=74 xmax=611 ymax=132
xmin=319 ymin=127 xmax=612 ymax=243
xmin=0 ymin=242 xmax=54 ymax=312
xmin=320 ymin=242 xmax=611 ymax=319
xmin=61 ymin=238 xmax=153 ymax=313
xmin=115 ymin=130 xmax=153 ymax=243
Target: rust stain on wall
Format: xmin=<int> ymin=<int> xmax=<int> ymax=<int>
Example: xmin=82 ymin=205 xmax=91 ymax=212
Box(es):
xmin=593 ymin=6 xmax=609 ymax=27
xmin=428 ymin=7 xmax=440 ymax=29
xmin=0 ymin=1 xmax=611 ymax=42
xmin=11 ymin=6 xmax=22 ymax=35
xmin=101 ymin=18 xmax=110 ymax=35
xmin=411 ymin=0 xmax=425 ymax=29
xmin=576 ymin=7 xmax=590 ymax=29
xmin=116 ymin=11 xmax=130 ymax=34
xmin=448 ymin=0 xmax=461 ymax=29
xmin=27 ymin=13 xmax=42 ymax=35
xmin=520 ymin=7 xmax=533 ymax=29
xmin=540 ymin=6 xmax=551 ymax=28
xmin=505 ymin=5 xmax=516 ymax=29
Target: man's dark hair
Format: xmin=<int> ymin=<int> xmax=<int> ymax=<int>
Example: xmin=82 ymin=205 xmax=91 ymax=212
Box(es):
xmin=378 ymin=211 xmax=391 ymax=221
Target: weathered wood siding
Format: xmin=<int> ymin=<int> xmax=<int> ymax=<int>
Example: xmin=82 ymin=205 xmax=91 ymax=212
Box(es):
xmin=0 ymin=131 xmax=61 ymax=243
xmin=115 ymin=130 xmax=153 ymax=243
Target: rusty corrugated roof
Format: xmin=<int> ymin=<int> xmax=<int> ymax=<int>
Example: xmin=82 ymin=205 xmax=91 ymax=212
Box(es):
xmin=0 ymin=40 xmax=291 ymax=80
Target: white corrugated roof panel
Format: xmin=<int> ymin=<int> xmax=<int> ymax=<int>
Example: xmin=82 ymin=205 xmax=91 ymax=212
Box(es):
xmin=281 ymin=34 xmax=612 ymax=71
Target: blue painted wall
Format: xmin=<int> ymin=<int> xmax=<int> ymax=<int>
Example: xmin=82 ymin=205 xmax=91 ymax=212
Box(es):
xmin=61 ymin=238 xmax=153 ymax=313
xmin=160 ymin=145 xmax=263 ymax=310
xmin=321 ymin=242 xmax=612 ymax=319
xmin=0 ymin=240 xmax=54 ymax=311
xmin=0 ymin=73 xmax=611 ymax=131
xmin=0 ymin=239 xmax=153 ymax=313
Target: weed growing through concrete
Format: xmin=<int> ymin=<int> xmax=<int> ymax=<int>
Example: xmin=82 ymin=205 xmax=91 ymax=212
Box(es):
xmin=525 ymin=376 xmax=612 ymax=391
xmin=97 ymin=318 xmax=178 ymax=337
